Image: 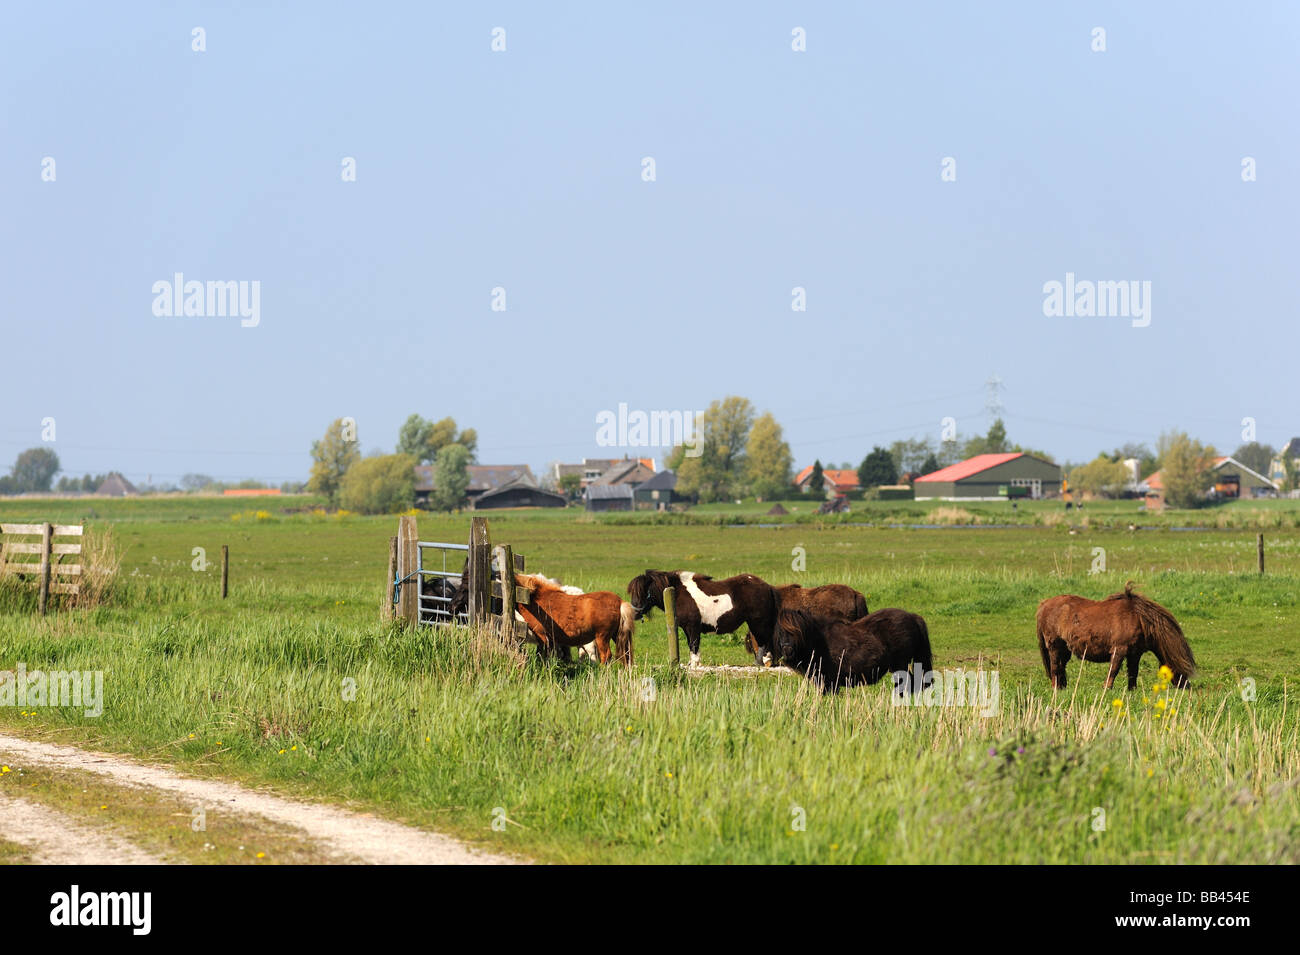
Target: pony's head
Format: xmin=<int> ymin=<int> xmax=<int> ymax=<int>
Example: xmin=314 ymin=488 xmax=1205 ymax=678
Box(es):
xmin=626 ymin=570 xmax=670 ymax=619
xmin=776 ymin=608 xmax=814 ymax=662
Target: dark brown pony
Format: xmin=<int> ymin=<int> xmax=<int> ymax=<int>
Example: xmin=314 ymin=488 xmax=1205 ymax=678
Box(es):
xmin=626 ymin=570 xmax=776 ymax=668
xmin=776 ymin=607 xmax=932 ymax=693
xmin=1036 ymin=582 xmax=1195 ymax=690
xmin=746 ymin=584 xmax=870 ymax=664
xmin=515 ymin=573 xmax=634 ymax=665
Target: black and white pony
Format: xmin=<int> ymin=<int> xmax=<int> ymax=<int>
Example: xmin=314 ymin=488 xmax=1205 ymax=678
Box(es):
xmin=626 ymin=569 xmax=777 ymax=668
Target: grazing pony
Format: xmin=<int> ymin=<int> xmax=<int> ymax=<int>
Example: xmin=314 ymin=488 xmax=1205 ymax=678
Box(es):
xmin=776 ymin=607 xmax=932 ymax=693
xmin=627 ymin=570 xmax=777 ymax=668
xmin=747 ymin=583 xmax=871 ymax=665
xmin=1036 ymin=582 xmax=1195 ymax=690
xmin=514 ymin=573 xmax=635 ymax=665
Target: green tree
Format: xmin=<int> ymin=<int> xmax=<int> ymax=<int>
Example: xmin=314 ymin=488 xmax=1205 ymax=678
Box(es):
xmin=396 ymin=414 xmax=478 ymax=464
xmin=809 ymin=460 xmax=825 ymax=493
xmin=429 ymin=443 xmax=472 ymax=512
xmin=308 ymin=418 xmax=361 ymax=504
xmin=1159 ymin=431 xmax=1216 ymax=508
xmin=338 ymin=453 xmax=416 ymax=514
xmin=964 ymin=419 xmax=1009 ymax=458
xmin=673 ymin=396 xmax=756 ymax=503
xmin=857 ymin=446 xmax=898 ymax=488
xmin=1232 ymin=441 xmax=1276 ymax=477
xmin=1068 ymin=455 xmax=1131 ymax=498
xmin=11 ymin=447 xmax=61 ymax=492
xmin=744 ymin=412 xmax=793 ymax=499
xmin=919 ymin=452 xmax=941 ymax=476
xmin=887 ymin=437 xmax=933 ymax=476
xmin=558 ymin=473 xmax=582 ymax=502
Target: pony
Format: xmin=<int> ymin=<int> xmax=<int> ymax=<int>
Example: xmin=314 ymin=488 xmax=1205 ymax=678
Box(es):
xmin=775 ymin=607 xmax=932 ymax=693
xmin=514 ymin=573 xmax=635 ymax=665
xmin=1036 ymin=581 xmax=1195 ymax=690
xmin=627 ymin=570 xmax=777 ymax=668
xmin=746 ymin=583 xmax=871 ymax=665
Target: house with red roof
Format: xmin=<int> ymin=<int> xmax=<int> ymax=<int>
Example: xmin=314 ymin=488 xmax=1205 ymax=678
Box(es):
xmin=1141 ymin=456 xmax=1276 ymax=507
xmin=913 ymin=452 xmax=1061 ymax=501
xmin=793 ymin=465 xmax=861 ymax=497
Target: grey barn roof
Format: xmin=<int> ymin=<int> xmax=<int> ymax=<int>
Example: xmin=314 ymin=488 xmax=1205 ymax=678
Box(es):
xmin=584 ymin=484 xmax=635 ymax=500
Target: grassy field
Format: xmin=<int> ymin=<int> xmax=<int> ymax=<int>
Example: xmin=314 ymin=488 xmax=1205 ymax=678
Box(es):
xmin=1 ymin=495 xmax=1298 ymax=863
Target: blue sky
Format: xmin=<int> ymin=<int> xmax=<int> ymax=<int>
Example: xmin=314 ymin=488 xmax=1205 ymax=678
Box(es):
xmin=3 ymin=2 xmax=1297 ymax=484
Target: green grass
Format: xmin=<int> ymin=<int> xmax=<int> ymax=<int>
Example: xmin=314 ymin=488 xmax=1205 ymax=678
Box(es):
xmin=1 ymin=497 xmax=1298 ymax=863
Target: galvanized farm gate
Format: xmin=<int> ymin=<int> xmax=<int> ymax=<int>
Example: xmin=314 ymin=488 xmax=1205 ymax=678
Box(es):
xmin=0 ymin=522 xmax=83 ymax=614
xmin=386 ymin=515 xmax=530 ymax=640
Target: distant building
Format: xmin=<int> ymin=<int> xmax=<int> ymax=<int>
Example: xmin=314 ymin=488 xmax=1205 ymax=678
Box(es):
xmin=413 ymin=464 xmax=537 ymax=508
xmin=1142 ymin=456 xmax=1277 ymax=505
xmin=95 ymin=472 xmax=138 ymax=497
xmin=472 ymin=480 xmax=566 ymax=510
xmin=633 ymin=469 xmax=684 ymax=509
xmin=1269 ymin=438 xmax=1299 ymax=487
xmin=584 ymin=484 xmax=635 ymax=512
xmin=913 ymin=453 xmax=1061 ymax=501
xmin=589 ymin=459 xmax=655 ymax=489
xmin=793 ymin=466 xmax=860 ymax=497
xmin=553 ymin=457 xmax=654 ymax=490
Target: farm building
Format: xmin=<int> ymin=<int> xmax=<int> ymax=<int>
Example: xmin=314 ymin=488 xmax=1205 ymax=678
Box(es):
xmin=553 ymin=457 xmax=655 ymax=490
xmin=913 ymin=453 xmax=1061 ymax=501
xmin=1142 ymin=456 xmax=1277 ymax=505
xmin=589 ymin=458 xmax=655 ymax=490
xmin=1269 ymin=438 xmax=1299 ymax=487
xmin=473 ymin=480 xmax=566 ymax=509
xmin=793 ymin=466 xmax=860 ymax=497
xmin=413 ymin=464 xmax=538 ymax=508
xmin=584 ymin=484 xmax=635 ymax=512
xmin=95 ymin=472 xmax=138 ymax=496
xmin=633 ymin=469 xmax=684 ymax=509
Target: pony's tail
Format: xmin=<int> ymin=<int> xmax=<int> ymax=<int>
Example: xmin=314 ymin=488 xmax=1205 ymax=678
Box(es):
xmin=914 ymin=614 xmax=933 ymax=674
xmin=1129 ymin=586 xmax=1196 ymax=685
xmin=616 ymin=601 xmax=636 ymax=666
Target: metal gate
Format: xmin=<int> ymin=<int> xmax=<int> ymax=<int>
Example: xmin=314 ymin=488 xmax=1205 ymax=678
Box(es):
xmin=413 ymin=540 xmax=468 ymax=626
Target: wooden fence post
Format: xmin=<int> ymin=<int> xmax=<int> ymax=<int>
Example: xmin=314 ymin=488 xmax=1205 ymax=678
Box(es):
xmin=220 ymin=545 xmax=229 ymax=599
xmin=664 ymin=586 xmax=679 ymax=666
xmin=496 ymin=543 xmax=516 ymax=643
xmin=384 ymin=535 xmax=398 ymax=620
xmin=37 ymin=523 xmax=52 ymax=616
xmin=1258 ymin=533 xmax=1265 ymax=575
xmin=397 ymin=515 xmax=420 ymax=626
xmin=467 ymin=517 xmax=491 ymax=625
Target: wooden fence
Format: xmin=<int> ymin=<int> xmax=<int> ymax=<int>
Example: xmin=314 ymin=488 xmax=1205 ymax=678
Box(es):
xmin=387 ymin=515 xmax=531 ymax=642
xmin=0 ymin=522 xmax=84 ymax=614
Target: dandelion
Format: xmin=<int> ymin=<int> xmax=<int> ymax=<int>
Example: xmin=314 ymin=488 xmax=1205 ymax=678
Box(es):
xmin=99 ymin=805 xmax=108 ymax=810
xmin=1112 ymin=698 xmax=1123 ymax=709
xmin=1146 ymin=768 xmax=1154 ymax=778
xmin=1155 ymin=699 xmax=1167 ymax=710
xmin=1 ymin=766 xmax=9 ymax=774
xmin=255 ymin=852 xmax=266 ymax=859
xmin=278 ymin=749 xmax=285 ymax=755
xmin=290 ymin=745 xmax=297 ymax=751
xmin=216 ymin=741 xmax=223 ymax=746
xmin=1158 ymin=665 xmax=1173 ymax=682
xmin=665 ymin=772 xmax=673 ymax=778
xmin=188 ymin=733 xmax=196 ymax=739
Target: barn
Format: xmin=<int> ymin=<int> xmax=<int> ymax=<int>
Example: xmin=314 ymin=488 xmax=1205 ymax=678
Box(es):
xmin=913 ymin=452 xmax=1062 ymax=501
xmin=584 ymin=484 xmax=634 ymax=512
xmin=472 ymin=480 xmax=567 ymax=509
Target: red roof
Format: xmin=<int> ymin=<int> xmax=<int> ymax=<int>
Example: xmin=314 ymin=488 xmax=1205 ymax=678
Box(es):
xmin=914 ymin=453 xmax=1023 ymax=483
xmin=793 ymin=466 xmax=860 ymax=490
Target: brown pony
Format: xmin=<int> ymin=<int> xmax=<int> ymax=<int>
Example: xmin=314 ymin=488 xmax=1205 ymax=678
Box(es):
xmin=775 ymin=607 xmax=932 ymax=694
xmin=746 ymin=584 xmax=870 ymax=665
xmin=1036 ymin=582 xmax=1195 ymax=690
xmin=515 ymin=573 xmax=635 ymax=665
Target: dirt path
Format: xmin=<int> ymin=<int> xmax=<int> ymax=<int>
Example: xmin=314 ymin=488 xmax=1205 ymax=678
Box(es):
xmin=0 ymin=734 xmax=520 ymax=865
xmin=0 ymin=792 xmax=164 ymax=864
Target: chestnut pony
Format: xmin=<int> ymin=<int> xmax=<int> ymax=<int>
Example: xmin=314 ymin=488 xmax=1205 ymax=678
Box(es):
xmin=775 ymin=607 xmax=931 ymax=693
xmin=514 ymin=573 xmax=635 ymax=665
xmin=1036 ymin=582 xmax=1195 ymax=690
